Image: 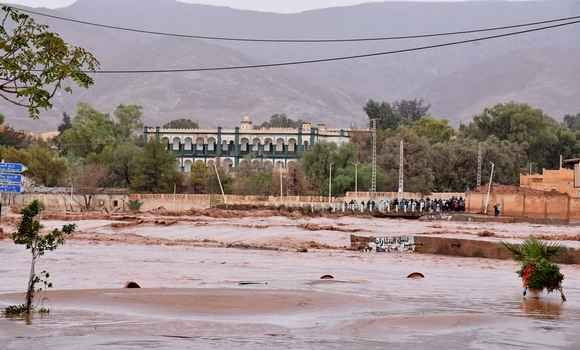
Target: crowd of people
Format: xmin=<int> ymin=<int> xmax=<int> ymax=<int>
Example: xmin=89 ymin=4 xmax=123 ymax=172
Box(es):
xmin=341 ymin=196 xmax=466 ymax=214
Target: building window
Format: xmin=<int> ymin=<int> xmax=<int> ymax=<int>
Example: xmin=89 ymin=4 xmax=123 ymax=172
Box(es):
xmin=276 ymin=138 xmax=284 ymax=152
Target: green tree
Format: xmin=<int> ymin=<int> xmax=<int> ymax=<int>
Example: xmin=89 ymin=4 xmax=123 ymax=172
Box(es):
xmin=234 ymin=163 xmax=273 ymax=195
xmin=131 ymin=140 xmax=179 ymax=193
xmin=460 ymin=102 xmax=569 ymax=169
xmin=57 ymin=112 xmax=72 ymax=134
xmin=431 ymin=138 xmax=478 ymax=192
xmin=190 ymin=162 xmax=210 ymax=194
xmin=59 ymin=103 xmax=116 ymax=158
xmin=364 ymin=99 xmax=399 ymax=130
xmin=364 ymin=99 xmax=430 ymax=130
xmin=0 ymin=145 xmax=68 ymax=187
xmin=0 ymin=6 xmax=98 ymax=118
xmin=0 ymin=124 xmax=30 ymax=148
xmin=114 ymin=104 xmax=143 ymax=141
xmin=96 ymin=142 xmax=141 ymax=188
xmin=410 ymin=117 xmax=455 ymax=144
xmin=563 ymin=113 xmax=580 ymax=131
xmin=377 ymin=129 xmax=434 ymax=193
xmin=208 ymin=164 xmax=233 ymax=195
xmin=163 ymin=118 xmax=199 ymax=129
xmin=258 ymin=114 xmax=304 ymax=129
xmin=393 ymin=98 xmax=430 ymax=124
xmin=11 ymin=200 xmax=76 ymax=314
xmin=302 ymin=143 xmax=365 ymax=195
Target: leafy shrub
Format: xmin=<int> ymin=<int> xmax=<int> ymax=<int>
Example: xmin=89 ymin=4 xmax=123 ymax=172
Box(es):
xmin=128 ymin=199 xmax=143 ymax=212
xmin=4 ymin=304 xmax=28 ymax=316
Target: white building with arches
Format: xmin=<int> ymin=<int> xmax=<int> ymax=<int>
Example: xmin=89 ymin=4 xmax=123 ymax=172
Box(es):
xmin=144 ymin=116 xmax=361 ymax=172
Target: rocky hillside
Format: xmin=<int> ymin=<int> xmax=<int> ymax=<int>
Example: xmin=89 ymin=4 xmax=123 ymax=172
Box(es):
xmin=2 ymin=0 xmax=580 ymax=131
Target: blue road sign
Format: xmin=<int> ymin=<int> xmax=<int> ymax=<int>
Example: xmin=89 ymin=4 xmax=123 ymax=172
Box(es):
xmin=0 ymin=184 xmax=23 ymax=193
xmin=0 ymin=162 xmax=26 ymax=173
xmin=0 ymin=173 xmax=23 ymax=184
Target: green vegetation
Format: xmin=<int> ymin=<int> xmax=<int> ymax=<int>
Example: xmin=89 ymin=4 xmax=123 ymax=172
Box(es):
xmin=258 ymin=114 xmax=305 ymax=129
xmin=503 ymin=238 xmax=566 ymax=301
xmin=0 ymin=6 xmax=98 ymax=118
xmin=128 ymin=200 xmax=143 ymax=213
xmin=0 ymin=96 xmax=578 ymax=197
xmin=163 ymin=118 xmax=199 ymax=129
xmin=8 ymin=200 xmax=76 ymax=314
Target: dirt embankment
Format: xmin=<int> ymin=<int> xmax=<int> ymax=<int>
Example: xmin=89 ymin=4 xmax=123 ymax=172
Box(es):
xmin=67 ymin=230 xmax=338 ymax=252
xmin=425 ymin=225 xmax=580 ymax=242
xmin=299 ymin=223 xmax=365 ymax=233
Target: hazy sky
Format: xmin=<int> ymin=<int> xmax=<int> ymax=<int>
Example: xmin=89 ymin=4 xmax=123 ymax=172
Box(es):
xmin=4 ymin=0 xmax=469 ymax=13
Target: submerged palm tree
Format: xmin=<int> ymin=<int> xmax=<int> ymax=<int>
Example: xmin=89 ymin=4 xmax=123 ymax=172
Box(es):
xmin=503 ymin=238 xmax=566 ymax=302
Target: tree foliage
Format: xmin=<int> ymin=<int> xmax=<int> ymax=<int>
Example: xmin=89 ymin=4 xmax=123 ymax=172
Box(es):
xmin=0 ymin=6 xmax=98 ymax=118
xmin=114 ymin=104 xmax=143 ymax=140
xmin=11 ymin=200 xmax=76 ymax=314
xmin=460 ymin=102 xmax=579 ymax=169
xmin=0 ymin=145 xmax=68 ymax=186
xmin=364 ymin=98 xmax=430 ymax=130
xmin=503 ymin=238 xmax=566 ymax=300
xmin=131 ymin=139 xmax=179 ymax=193
xmin=59 ymin=103 xmax=116 ymax=158
xmin=163 ymin=118 xmax=199 ymax=129
xmin=258 ymin=114 xmax=305 ymax=129
xmin=410 ymin=117 xmax=455 ymax=144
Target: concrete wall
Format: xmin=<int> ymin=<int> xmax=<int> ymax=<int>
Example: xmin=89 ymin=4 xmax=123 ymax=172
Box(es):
xmin=13 ymin=193 xmax=128 ymax=213
xmin=350 ymin=235 xmax=580 ymax=264
xmin=129 ymin=194 xmax=336 ymax=212
xmin=466 ymin=190 xmax=580 ymax=222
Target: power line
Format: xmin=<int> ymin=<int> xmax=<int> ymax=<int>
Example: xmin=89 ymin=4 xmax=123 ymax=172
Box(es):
xmin=53 ymin=19 xmax=579 ymax=74
xmin=6 ymin=5 xmax=580 ymax=43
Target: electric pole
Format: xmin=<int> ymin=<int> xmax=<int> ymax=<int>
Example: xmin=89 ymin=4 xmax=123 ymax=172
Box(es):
xmin=476 ymin=143 xmax=482 ymax=188
xmin=213 ymin=163 xmax=226 ymax=205
xmin=484 ymin=162 xmax=495 ymax=215
xmin=328 ymin=163 xmax=333 ymax=204
xmin=371 ymin=119 xmax=377 ymax=193
xmin=354 ymin=161 xmax=359 ymax=195
xmin=398 ymin=140 xmax=404 ymax=201
xmin=280 ymin=169 xmax=283 ymax=198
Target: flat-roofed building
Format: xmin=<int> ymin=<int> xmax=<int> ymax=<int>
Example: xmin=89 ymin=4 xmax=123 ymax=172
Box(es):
xmin=520 ymin=158 xmax=580 ymax=198
xmin=144 ymin=116 xmax=364 ymax=172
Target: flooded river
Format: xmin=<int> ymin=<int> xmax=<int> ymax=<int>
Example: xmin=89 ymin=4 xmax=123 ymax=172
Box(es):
xmin=1 ymin=216 xmax=579 ymax=349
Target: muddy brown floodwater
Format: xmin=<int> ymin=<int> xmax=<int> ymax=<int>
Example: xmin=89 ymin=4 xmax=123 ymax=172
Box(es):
xmin=1 ymin=215 xmax=579 ymax=349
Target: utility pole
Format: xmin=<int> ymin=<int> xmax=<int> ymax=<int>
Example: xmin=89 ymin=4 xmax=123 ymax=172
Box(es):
xmin=371 ymin=119 xmax=377 ymax=193
xmin=484 ymin=162 xmax=495 ymax=215
xmin=398 ymin=140 xmax=404 ymax=201
xmin=213 ymin=163 xmax=226 ymax=205
xmin=280 ymin=169 xmax=283 ymax=198
xmin=354 ymin=161 xmax=359 ymax=195
xmin=476 ymin=143 xmax=482 ymax=188
xmin=560 ymin=154 xmax=563 ymax=169
xmin=328 ymin=163 xmax=333 ymax=204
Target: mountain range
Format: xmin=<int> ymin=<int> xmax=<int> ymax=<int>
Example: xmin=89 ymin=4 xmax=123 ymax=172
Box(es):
xmin=2 ymin=0 xmax=580 ymax=131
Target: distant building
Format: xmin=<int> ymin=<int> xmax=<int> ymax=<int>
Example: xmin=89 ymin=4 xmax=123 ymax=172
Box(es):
xmin=520 ymin=158 xmax=580 ymax=198
xmin=144 ymin=116 xmax=364 ymax=172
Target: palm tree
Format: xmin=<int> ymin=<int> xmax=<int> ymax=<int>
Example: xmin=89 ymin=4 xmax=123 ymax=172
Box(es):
xmin=503 ymin=238 xmax=566 ymax=302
